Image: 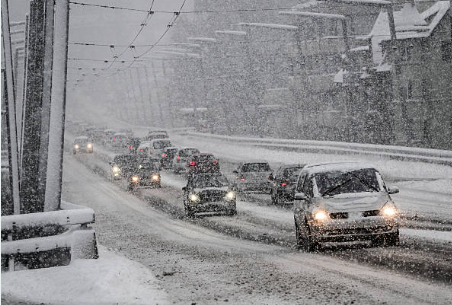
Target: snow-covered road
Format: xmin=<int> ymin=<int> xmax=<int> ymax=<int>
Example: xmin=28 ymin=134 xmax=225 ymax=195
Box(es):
xmin=63 ymin=150 xmax=452 ymax=304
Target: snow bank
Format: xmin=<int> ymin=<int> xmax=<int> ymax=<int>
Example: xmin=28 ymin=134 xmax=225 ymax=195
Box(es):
xmin=1 ymin=245 xmax=168 ymax=305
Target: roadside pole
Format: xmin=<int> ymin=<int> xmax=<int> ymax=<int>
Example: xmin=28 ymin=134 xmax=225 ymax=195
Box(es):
xmin=1 ymin=0 xmax=21 ymax=215
xmin=44 ymin=0 xmax=70 ymax=211
xmin=38 ymin=0 xmax=55 ymax=205
xmin=20 ymin=0 xmax=46 ymax=213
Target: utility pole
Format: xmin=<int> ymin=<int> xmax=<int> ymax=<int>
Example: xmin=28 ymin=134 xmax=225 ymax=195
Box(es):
xmin=44 ymin=0 xmax=69 ymax=211
xmin=19 ymin=15 xmax=30 ymax=164
xmin=38 ymin=0 xmax=55 ymax=206
xmin=20 ymin=0 xmax=46 ymax=213
xmin=2 ymin=0 xmax=21 ymax=215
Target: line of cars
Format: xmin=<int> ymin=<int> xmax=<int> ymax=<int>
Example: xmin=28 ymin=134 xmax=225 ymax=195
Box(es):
xmin=68 ymin=122 xmax=401 ymax=251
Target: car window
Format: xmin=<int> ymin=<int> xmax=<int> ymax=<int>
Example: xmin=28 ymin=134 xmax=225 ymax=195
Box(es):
xmin=314 ymin=168 xmax=381 ymax=197
xmin=193 ymin=155 xmax=215 ymax=161
xmin=283 ymin=167 xmax=303 ymax=179
xmin=241 ymin=163 xmax=270 ymax=172
xmin=179 ymin=149 xmax=200 ymax=157
xmin=297 ymin=173 xmax=307 ymax=192
xmin=302 ymin=176 xmax=314 ymax=198
xmin=153 ymin=141 xmax=172 ymax=149
xmin=190 ymin=174 xmax=229 ymax=188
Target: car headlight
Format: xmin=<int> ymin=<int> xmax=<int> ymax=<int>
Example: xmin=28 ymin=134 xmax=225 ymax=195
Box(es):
xmin=74 ymin=144 xmax=79 ymax=149
xmin=112 ymin=166 xmax=120 ymax=173
xmin=313 ymin=210 xmax=328 ymax=221
xmin=380 ymin=202 xmax=398 ymax=217
xmin=152 ymin=174 xmax=160 ymax=181
xmin=87 ymin=143 xmax=93 ymax=148
xmin=225 ymin=191 xmax=236 ymax=201
xmin=131 ymin=175 xmax=140 ymax=183
xmin=189 ymin=193 xmax=200 ymax=203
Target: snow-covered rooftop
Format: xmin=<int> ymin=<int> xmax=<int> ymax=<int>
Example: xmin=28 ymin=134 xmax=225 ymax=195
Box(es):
xmin=370 ymin=1 xmax=450 ymax=64
xmin=239 ymin=23 xmax=298 ymax=31
xmin=279 ymin=11 xmax=346 ymax=20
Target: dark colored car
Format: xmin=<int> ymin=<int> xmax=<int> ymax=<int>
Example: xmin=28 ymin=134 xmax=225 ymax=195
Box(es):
xmin=186 ymin=153 xmax=219 ymax=174
xmin=269 ymin=164 xmax=305 ymax=204
xmin=160 ymin=147 xmax=178 ymax=169
xmin=128 ymin=159 xmax=161 ymax=190
xmin=128 ymin=137 xmax=142 ymax=154
xmin=109 ymin=154 xmax=139 ymax=180
xmin=182 ymin=173 xmax=236 ymax=217
xmin=73 ymin=136 xmax=93 ymax=154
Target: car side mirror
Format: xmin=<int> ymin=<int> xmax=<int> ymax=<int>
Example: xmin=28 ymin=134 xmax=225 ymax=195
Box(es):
xmin=182 ymin=186 xmax=187 ymax=191
xmin=268 ymin=173 xmax=274 ymax=181
xmin=109 ymin=161 xmax=113 ymax=165
xmin=388 ymin=186 xmax=399 ymax=194
xmin=232 ymin=170 xmax=238 ymax=174
xmin=294 ymin=192 xmax=307 ymax=201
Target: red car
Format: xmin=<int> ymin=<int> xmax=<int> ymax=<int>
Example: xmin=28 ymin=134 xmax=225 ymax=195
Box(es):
xmin=186 ymin=153 xmax=220 ymax=174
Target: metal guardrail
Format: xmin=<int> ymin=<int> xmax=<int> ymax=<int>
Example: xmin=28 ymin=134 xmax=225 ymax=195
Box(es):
xmin=1 ymin=202 xmax=98 ymax=271
xmin=174 ymin=131 xmax=452 ymax=166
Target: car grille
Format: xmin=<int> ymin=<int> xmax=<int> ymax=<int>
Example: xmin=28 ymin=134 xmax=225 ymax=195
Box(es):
xmin=330 ymin=212 xmax=348 ymax=219
xmin=199 ymin=190 xmax=226 ymax=202
xmin=362 ymin=210 xmax=380 ymax=217
xmin=322 ymin=225 xmax=393 ymax=236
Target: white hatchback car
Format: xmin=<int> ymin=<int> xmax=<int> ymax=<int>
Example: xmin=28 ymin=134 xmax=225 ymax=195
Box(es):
xmin=293 ymin=162 xmax=400 ymax=251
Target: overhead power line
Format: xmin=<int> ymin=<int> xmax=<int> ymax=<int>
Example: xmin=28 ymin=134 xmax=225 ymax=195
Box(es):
xmin=69 ymin=1 xmax=294 ymax=14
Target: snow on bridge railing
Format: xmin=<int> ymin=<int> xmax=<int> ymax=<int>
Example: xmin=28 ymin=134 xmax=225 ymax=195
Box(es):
xmin=1 ymin=201 xmax=98 ymax=271
xmin=173 ymin=131 xmax=452 ymax=166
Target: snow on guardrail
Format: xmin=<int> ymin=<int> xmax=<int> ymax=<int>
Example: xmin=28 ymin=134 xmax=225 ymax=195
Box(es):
xmin=1 ymin=202 xmax=98 ymax=271
xmin=174 ymin=131 xmax=452 ymax=166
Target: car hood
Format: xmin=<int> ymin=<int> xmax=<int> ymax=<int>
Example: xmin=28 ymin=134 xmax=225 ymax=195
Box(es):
xmin=313 ymin=192 xmax=391 ymax=213
xmin=194 ymin=186 xmax=229 ymax=193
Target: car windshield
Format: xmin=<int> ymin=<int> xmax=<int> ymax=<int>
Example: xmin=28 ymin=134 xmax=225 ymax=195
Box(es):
xmin=315 ymin=168 xmax=381 ymax=197
xmin=153 ymin=141 xmax=171 ymax=149
xmin=138 ymin=162 xmax=158 ymax=171
xmin=242 ymin=163 xmax=270 ymax=172
xmin=179 ymin=149 xmax=200 ymax=157
xmin=74 ymin=138 xmax=88 ymax=143
xmin=193 ymin=154 xmax=215 ymax=161
xmin=190 ymin=174 xmax=229 ymax=188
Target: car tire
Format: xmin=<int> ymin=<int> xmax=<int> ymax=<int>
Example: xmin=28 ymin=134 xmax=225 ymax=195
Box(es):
xmin=384 ymin=231 xmax=400 ymax=247
xmin=73 ymin=150 xmax=76 ymax=155
xmin=295 ymin=221 xmax=303 ymax=248
xmin=185 ymin=205 xmax=195 ymax=218
xmin=297 ymin=219 xmax=319 ymax=252
xmin=228 ymin=209 xmax=237 ymax=216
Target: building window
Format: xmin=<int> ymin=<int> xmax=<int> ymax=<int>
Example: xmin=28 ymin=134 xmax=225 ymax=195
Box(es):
xmin=441 ymin=41 xmax=451 ymax=62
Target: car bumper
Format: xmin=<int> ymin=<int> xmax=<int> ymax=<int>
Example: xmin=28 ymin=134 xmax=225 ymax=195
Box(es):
xmin=309 ymin=218 xmax=399 ymax=243
xmin=188 ymin=200 xmax=236 ymax=213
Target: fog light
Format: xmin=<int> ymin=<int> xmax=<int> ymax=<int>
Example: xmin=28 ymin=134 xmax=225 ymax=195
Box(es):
xmin=225 ymin=191 xmax=235 ymax=201
xmin=152 ymin=174 xmax=160 ymax=181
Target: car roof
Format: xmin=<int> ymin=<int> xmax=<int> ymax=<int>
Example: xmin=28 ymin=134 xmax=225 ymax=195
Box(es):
xmin=242 ymin=160 xmax=269 ymax=164
xmin=149 ymin=139 xmax=170 ymax=143
xmin=303 ymin=162 xmax=377 ymax=175
xmin=279 ymin=164 xmax=306 ymax=169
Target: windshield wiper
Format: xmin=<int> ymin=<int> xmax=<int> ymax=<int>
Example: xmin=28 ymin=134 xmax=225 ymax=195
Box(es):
xmin=321 ymin=177 xmax=353 ymax=197
xmin=347 ymin=172 xmax=380 ymax=193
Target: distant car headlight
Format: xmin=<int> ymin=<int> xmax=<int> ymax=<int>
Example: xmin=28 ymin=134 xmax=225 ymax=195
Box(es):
xmin=380 ymin=202 xmax=398 ymax=217
xmin=189 ymin=193 xmax=200 ymax=203
xmin=225 ymin=191 xmax=236 ymax=201
xmin=87 ymin=143 xmax=93 ymax=149
xmin=313 ymin=210 xmax=328 ymax=221
xmin=131 ymin=175 xmax=140 ymax=183
xmin=112 ymin=166 xmax=120 ymax=173
xmin=74 ymin=144 xmax=79 ymax=149
xmin=152 ymin=174 xmax=160 ymax=181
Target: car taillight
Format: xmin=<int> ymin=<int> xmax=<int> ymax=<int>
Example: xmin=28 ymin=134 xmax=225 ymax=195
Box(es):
xmin=177 ymin=156 xmax=180 ymax=159
xmin=190 ymin=161 xmax=196 ymax=166
xmin=165 ymin=137 xmax=168 ymax=139
xmin=113 ymin=137 xmax=115 ymax=141
xmin=150 ymin=149 xmax=153 ymax=152
xmin=162 ymin=153 xmax=167 ymax=158
xmin=213 ymin=160 xmax=218 ymax=165
xmin=240 ymin=178 xmax=245 ymax=181
xmin=281 ymin=182 xmax=288 ymax=187
xmin=140 ymin=149 xmax=144 ymax=152
xmin=130 ymin=145 xmax=133 ymax=150
xmin=127 ymin=137 xmax=129 ymax=140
